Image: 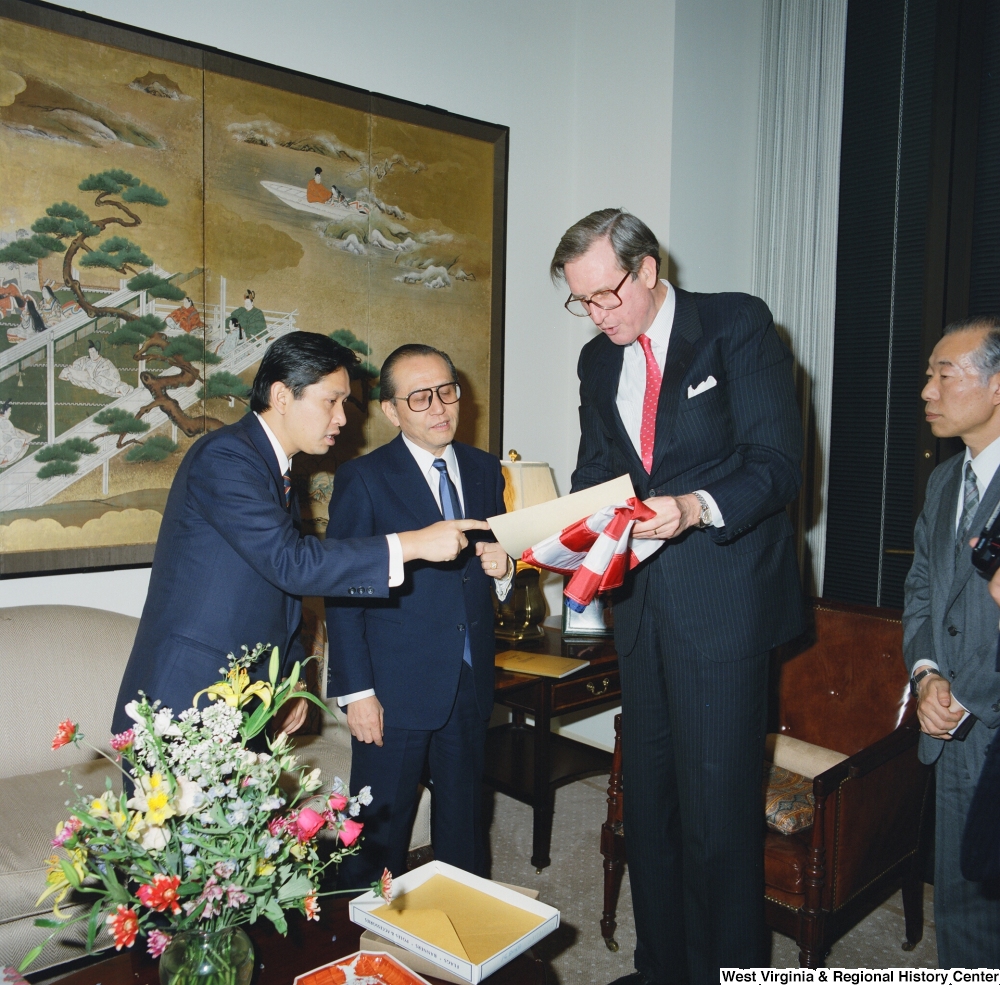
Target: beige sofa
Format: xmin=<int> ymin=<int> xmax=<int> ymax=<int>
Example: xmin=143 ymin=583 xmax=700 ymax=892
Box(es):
xmin=0 ymin=604 xmax=430 ymax=972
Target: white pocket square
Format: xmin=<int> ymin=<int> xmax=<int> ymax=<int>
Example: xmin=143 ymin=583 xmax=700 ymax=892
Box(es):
xmin=687 ymin=376 xmax=717 ymax=398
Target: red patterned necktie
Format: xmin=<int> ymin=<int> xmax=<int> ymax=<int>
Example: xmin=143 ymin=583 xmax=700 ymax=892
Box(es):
xmin=282 ymin=467 xmax=292 ymax=509
xmin=638 ymin=333 xmax=662 ymax=474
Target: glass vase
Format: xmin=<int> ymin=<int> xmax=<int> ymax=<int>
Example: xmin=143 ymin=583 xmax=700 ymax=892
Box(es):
xmin=158 ymin=926 xmax=254 ymax=985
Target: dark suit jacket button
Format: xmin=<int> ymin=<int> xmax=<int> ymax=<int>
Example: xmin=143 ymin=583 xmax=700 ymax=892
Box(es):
xmin=949 ymin=670 xmax=956 ymax=679
xmin=458 ymin=624 xmax=465 ymax=632
xmin=349 ymin=588 xmax=356 ymax=595
xmin=367 ymin=587 xmax=374 ymax=595
xmin=993 ymin=702 xmax=1000 ymax=712
xmin=948 ymin=626 xmax=958 ymax=636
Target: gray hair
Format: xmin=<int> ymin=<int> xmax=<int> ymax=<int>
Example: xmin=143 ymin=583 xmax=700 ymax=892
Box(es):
xmin=550 ymin=208 xmax=661 ymax=283
xmin=944 ymin=315 xmax=1000 ymax=382
xmin=380 ymin=343 xmax=458 ymax=401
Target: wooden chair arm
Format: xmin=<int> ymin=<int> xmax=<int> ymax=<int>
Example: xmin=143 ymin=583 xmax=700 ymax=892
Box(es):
xmin=812 ymin=724 xmax=920 ymax=797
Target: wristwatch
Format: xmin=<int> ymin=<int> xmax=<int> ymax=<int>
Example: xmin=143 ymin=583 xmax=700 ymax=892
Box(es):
xmin=692 ymin=492 xmax=713 ymax=528
xmin=909 ymin=667 xmax=941 ymax=698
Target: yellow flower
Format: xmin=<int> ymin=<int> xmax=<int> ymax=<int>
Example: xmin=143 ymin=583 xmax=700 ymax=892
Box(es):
xmin=255 ymin=860 xmax=275 ymax=876
xmin=89 ymin=790 xmax=116 ymax=819
xmin=37 ymin=848 xmax=87 ymax=918
xmin=127 ymin=773 xmax=175 ymax=825
xmin=288 ymin=842 xmax=307 ymax=860
xmin=194 ymin=667 xmax=273 ymax=711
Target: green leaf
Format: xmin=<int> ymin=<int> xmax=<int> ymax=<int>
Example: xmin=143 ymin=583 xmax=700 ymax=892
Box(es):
xmin=18 ymin=942 xmax=47 ymax=972
xmin=33 ymin=918 xmax=63 ymax=929
xmin=263 ymin=897 xmax=287 ymax=934
xmin=59 ymin=858 xmax=81 ymax=889
xmin=86 ymin=900 xmax=101 ymax=952
xmin=276 ymin=873 xmax=313 ymax=902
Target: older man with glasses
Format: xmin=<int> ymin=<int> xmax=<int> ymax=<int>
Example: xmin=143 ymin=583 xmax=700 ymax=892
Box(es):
xmin=327 ymin=343 xmax=513 ymax=887
xmin=553 ymin=209 xmax=805 ymax=985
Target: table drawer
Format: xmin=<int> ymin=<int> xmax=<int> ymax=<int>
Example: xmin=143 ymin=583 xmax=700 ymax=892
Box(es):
xmin=552 ymin=668 xmax=621 ymax=711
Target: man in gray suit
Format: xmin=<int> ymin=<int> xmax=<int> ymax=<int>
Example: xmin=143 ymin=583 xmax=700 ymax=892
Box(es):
xmin=904 ymin=315 xmax=1000 ymax=969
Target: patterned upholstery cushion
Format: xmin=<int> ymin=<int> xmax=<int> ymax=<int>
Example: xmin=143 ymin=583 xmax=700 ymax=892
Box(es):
xmin=763 ymin=763 xmax=815 ymax=835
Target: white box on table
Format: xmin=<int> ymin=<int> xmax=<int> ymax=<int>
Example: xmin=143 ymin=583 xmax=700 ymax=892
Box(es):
xmin=348 ymin=861 xmax=559 ymax=984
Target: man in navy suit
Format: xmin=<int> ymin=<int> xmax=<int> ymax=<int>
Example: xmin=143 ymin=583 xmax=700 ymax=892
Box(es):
xmin=552 ymin=210 xmax=804 ymax=985
xmin=327 ymin=344 xmax=511 ymax=885
xmin=112 ymin=332 xmax=486 ymax=737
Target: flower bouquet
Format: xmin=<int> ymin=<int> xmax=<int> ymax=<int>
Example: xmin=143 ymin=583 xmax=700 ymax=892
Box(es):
xmin=22 ymin=644 xmax=389 ymax=984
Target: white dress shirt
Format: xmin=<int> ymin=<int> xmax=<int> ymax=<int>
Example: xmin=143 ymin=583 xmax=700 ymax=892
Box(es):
xmin=254 ymin=413 xmax=404 ymax=585
xmin=338 ymin=434 xmax=513 ymax=706
xmin=615 ymin=281 xmax=723 ymax=527
xmin=912 ymin=432 xmax=1000 ymax=701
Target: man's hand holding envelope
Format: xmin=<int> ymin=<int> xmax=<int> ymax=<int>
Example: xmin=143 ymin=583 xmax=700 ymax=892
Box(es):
xmin=487 ymin=475 xmax=667 ymax=612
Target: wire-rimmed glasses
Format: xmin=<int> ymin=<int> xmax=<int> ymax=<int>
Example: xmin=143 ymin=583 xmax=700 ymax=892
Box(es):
xmin=398 ymin=382 xmax=461 ymax=411
xmin=564 ymin=271 xmax=631 ymax=317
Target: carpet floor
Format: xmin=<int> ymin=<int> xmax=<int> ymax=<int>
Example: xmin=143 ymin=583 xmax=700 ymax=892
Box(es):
xmin=485 ymin=777 xmax=938 ymax=984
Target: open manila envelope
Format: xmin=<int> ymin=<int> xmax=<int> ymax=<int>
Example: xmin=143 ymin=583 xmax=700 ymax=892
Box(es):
xmin=487 ymin=474 xmax=635 ymax=561
xmin=369 ymin=874 xmax=546 ymax=966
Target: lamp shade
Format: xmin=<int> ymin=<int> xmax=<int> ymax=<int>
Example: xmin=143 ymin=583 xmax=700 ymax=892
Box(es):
xmin=501 ymin=459 xmax=557 ymax=512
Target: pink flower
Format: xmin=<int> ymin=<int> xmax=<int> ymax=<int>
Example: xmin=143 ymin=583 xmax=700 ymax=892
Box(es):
xmin=337 ymin=818 xmax=363 ymax=847
xmin=110 ymin=729 xmax=134 ymax=752
xmin=327 ymin=792 xmax=348 ymax=812
xmin=106 ymin=905 xmax=138 ymax=950
xmin=51 ymin=720 xmax=77 ymax=750
xmin=372 ymin=867 xmax=393 ymax=904
xmin=303 ymin=892 xmax=320 ymax=921
xmin=52 ymin=816 xmax=83 ymax=847
xmin=225 ymin=884 xmax=249 ymax=909
xmin=295 ymin=807 xmax=325 ymax=843
xmin=268 ymin=815 xmax=289 ymax=838
xmin=137 ymin=873 xmax=182 ymax=915
xmin=146 ymin=929 xmax=172 ymax=958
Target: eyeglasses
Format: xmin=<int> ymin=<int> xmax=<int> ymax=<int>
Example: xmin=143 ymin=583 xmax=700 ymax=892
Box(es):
xmin=397 ymin=382 xmax=461 ymax=412
xmin=564 ymin=271 xmax=631 ymax=317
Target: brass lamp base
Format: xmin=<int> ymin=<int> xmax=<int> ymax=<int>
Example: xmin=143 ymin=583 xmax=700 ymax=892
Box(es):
xmin=494 ymin=564 xmax=546 ymax=642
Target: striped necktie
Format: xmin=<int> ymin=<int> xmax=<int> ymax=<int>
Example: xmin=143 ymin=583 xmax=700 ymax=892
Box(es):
xmin=282 ymin=467 xmax=292 ymax=510
xmin=956 ymin=461 xmax=979 ymax=564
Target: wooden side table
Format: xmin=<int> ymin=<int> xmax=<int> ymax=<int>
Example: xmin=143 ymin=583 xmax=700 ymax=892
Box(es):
xmin=486 ymin=627 xmax=619 ymax=871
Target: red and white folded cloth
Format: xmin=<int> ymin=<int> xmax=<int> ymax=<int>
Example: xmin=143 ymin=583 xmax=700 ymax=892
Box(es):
xmin=522 ymin=497 xmax=665 ymax=612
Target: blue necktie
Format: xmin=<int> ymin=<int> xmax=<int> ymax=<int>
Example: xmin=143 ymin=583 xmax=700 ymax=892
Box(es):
xmin=433 ymin=459 xmax=472 ymax=667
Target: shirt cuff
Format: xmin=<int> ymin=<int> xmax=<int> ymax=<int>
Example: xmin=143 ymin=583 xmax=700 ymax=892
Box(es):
xmin=912 ymin=659 xmax=940 ymax=675
xmin=337 ymin=688 xmax=376 ymax=707
xmin=494 ymin=558 xmax=515 ymax=601
xmin=694 ymin=489 xmax=725 ymax=528
xmin=387 ymin=533 xmax=403 ymax=587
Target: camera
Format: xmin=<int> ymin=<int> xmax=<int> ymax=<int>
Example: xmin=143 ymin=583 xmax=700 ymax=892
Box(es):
xmin=971 ymin=501 xmax=1000 ymax=579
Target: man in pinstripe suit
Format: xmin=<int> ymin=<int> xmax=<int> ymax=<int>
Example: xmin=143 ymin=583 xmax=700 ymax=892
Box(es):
xmin=903 ymin=317 xmax=1000 ymax=970
xmin=551 ymin=210 xmax=804 ymax=985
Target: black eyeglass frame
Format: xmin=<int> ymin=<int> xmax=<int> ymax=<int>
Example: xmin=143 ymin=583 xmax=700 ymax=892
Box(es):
xmin=564 ymin=271 xmax=632 ymax=317
xmin=395 ymin=381 xmax=462 ymax=411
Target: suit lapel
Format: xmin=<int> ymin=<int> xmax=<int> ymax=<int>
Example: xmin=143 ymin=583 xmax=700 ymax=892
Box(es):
xmin=243 ymin=414 xmax=285 ymax=508
xmin=946 ymin=458 xmax=1000 ymax=612
xmin=651 ymin=289 xmax=702 ymax=477
xmin=453 ymin=442 xmax=486 ymax=520
xmin=383 ymin=434 xmax=443 ymax=526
